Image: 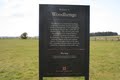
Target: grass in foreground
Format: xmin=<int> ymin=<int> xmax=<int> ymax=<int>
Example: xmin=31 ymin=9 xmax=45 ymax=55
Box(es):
xmin=0 ymin=39 xmax=39 ymax=80
xmin=0 ymin=39 xmax=120 ymax=80
xmin=90 ymin=41 xmax=120 ymax=80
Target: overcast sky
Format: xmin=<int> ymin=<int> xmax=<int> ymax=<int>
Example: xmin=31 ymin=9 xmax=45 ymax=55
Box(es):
xmin=0 ymin=0 xmax=120 ymax=36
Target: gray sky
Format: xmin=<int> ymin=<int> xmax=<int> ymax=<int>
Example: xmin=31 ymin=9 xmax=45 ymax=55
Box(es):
xmin=0 ymin=0 xmax=120 ymax=36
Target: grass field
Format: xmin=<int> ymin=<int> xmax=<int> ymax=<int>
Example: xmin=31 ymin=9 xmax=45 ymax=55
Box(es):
xmin=90 ymin=41 xmax=120 ymax=80
xmin=0 ymin=39 xmax=120 ymax=80
xmin=0 ymin=39 xmax=38 ymax=80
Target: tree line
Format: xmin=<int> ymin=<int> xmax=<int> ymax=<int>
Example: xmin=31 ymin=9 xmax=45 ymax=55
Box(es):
xmin=0 ymin=32 xmax=119 ymax=39
xmin=90 ymin=32 xmax=118 ymax=36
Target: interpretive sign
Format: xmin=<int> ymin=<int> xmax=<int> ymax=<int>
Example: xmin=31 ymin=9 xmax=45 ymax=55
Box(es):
xmin=39 ymin=4 xmax=90 ymax=80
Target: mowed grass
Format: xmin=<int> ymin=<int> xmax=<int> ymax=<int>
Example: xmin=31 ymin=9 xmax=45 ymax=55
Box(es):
xmin=90 ymin=41 xmax=120 ymax=80
xmin=0 ymin=39 xmax=120 ymax=80
xmin=0 ymin=39 xmax=39 ymax=80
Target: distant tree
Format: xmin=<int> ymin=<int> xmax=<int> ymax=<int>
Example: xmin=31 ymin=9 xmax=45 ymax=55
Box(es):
xmin=90 ymin=31 xmax=118 ymax=36
xmin=20 ymin=32 xmax=28 ymax=39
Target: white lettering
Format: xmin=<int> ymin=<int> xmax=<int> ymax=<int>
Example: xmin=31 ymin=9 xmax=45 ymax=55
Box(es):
xmin=51 ymin=12 xmax=77 ymax=18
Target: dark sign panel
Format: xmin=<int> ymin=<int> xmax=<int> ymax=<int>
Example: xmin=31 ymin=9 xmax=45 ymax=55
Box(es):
xmin=39 ymin=4 xmax=89 ymax=79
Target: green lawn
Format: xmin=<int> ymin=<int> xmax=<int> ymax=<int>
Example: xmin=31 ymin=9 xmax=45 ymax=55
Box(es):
xmin=0 ymin=39 xmax=38 ymax=80
xmin=0 ymin=39 xmax=120 ymax=80
xmin=90 ymin=41 xmax=120 ymax=80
